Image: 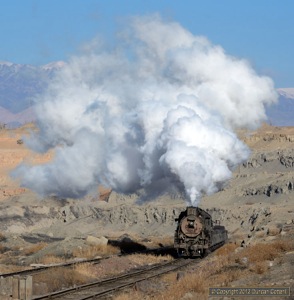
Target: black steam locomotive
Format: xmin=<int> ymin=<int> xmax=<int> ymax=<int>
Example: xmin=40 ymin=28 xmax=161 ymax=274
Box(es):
xmin=174 ymin=206 xmax=227 ymax=257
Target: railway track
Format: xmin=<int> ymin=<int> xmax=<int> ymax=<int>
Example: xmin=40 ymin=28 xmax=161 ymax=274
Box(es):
xmin=32 ymin=258 xmax=195 ymax=300
xmin=0 ymin=256 xmax=112 ymax=278
xmin=0 ymin=245 xmax=174 ymax=279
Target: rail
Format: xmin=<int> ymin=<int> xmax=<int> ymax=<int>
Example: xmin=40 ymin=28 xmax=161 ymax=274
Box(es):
xmin=32 ymin=258 xmax=195 ymax=300
xmin=0 ymin=256 xmax=109 ymax=278
xmin=0 ymin=246 xmax=173 ymax=279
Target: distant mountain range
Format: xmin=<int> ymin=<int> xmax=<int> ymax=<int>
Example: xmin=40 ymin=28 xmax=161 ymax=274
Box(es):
xmin=0 ymin=61 xmax=293 ymax=128
xmin=0 ymin=61 xmax=64 ymax=128
xmin=266 ymin=88 xmax=294 ymax=126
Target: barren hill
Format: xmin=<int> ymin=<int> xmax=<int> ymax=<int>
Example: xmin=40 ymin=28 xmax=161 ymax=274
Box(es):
xmin=0 ymin=123 xmax=292 ymax=242
xmin=0 ymin=123 xmax=293 ymax=299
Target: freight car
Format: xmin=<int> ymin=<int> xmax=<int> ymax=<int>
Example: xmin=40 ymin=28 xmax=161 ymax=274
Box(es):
xmin=174 ymin=206 xmax=227 ymax=257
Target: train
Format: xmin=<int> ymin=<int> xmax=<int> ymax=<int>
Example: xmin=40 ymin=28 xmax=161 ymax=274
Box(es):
xmin=174 ymin=206 xmax=228 ymax=257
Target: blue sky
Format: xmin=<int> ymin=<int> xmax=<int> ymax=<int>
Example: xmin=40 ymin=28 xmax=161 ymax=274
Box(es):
xmin=0 ymin=0 xmax=293 ymax=87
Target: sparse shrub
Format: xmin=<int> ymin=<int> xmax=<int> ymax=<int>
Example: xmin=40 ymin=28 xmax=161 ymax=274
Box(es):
xmin=0 ymin=244 xmax=7 ymax=254
xmin=0 ymin=232 xmax=6 ymax=242
xmin=0 ymin=264 xmax=27 ymax=273
xmin=250 ymin=261 xmax=269 ymax=274
xmin=72 ymin=244 xmax=118 ymax=258
xmin=129 ymin=254 xmax=173 ymax=265
xmin=234 ymin=240 xmax=293 ymax=264
xmin=162 ymin=272 xmax=177 ymax=283
xmin=210 ymin=268 xmax=244 ymax=286
xmin=129 ymin=239 xmax=293 ymax=299
xmin=74 ymin=263 xmax=97 ymax=279
xmin=155 ymin=271 xmax=207 ymax=300
xmin=271 ymin=239 xmax=294 ymax=252
xmin=33 ymin=266 xmax=92 ymax=294
xmin=214 ymin=243 xmax=239 ymax=256
xmin=11 ymin=245 xmax=21 ymax=251
xmin=35 ymin=254 xmax=66 ymax=265
xmin=180 ymin=273 xmax=207 ymax=294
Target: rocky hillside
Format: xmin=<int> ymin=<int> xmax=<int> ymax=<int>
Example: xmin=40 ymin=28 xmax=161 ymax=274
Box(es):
xmin=0 ymin=125 xmax=293 ymax=259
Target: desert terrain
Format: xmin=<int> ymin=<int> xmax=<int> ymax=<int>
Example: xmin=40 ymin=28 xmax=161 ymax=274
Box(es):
xmin=0 ymin=123 xmax=293 ymax=299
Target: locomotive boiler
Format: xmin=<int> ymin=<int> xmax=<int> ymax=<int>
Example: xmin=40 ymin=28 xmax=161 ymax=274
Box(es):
xmin=174 ymin=206 xmax=227 ymax=257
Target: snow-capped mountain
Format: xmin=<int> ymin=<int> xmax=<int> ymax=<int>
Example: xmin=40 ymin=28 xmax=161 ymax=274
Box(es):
xmin=41 ymin=61 xmax=67 ymax=71
xmin=276 ymin=88 xmax=294 ymax=99
xmin=0 ymin=61 xmax=64 ymax=114
xmin=0 ymin=61 xmax=65 ymax=127
xmin=0 ymin=60 xmax=293 ymax=128
xmin=266 ymin=88 xmax=294 ymax=126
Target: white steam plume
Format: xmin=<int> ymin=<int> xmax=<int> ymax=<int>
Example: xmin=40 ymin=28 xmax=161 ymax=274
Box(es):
xmin=12 ymin=15 xmax=278 ymax=206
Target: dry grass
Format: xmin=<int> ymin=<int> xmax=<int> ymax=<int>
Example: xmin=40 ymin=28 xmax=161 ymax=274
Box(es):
xmin=35 ymin=254 xmax=66 ymax=265
xmin=72 ymin=244 xmax=119 ymax=258
xmin=161 ymin=272 xmax=176 ymax=283
xmin=0 ymin=244 xmax=7 ymax=254
xmin=10 ymin=245 xmax=21 ymax=251
xmin=0 ymin=232 xmax=6 ymax=241
xmin=209 ymin=267 xmax=244 ymax=286
xmin=234 ymin=239 xmax=293 ymax=264
xmin=74 ymin=263 xmax=97 ymax=278
xmin=33 ymin=261 xmax=104 ymax=295
xmin=24 ymin=242 xmax=47 ymax=255
xmin=33 ymin=265 xmax=94 ymax=294
xmin=129 ymin=254 xmax=174 ymax=265
xmin=249 ymin=261 xmax=269 ymax=274
xmin=0 ymin=264 xmax=26 ymax=273
xmin=160 ymin=272 xmax=207 ymax=300
xmin=214 ymin=243 xmax=239 ymax=256
xmin=151 ymin=253 xmax=241 ymax=300
xmin=114 ymin=291 xmax=144 ymax=300
xmin=114 ymin=238 xmax=294 ymax=300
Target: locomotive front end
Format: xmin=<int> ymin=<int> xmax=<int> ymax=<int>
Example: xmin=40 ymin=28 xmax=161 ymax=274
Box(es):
xmin=174 ymin=206 xmax=211 ymax=257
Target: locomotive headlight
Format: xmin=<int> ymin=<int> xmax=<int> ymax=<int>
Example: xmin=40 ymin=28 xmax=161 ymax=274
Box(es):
xmin=188 ymin=221 xmax=195 ymax=228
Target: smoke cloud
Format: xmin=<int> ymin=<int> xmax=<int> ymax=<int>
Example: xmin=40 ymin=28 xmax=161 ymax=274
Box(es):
xmin=12 ymin=15 xmax=278 ymax=206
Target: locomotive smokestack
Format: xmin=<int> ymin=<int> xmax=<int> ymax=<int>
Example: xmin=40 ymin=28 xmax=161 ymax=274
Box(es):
xmin=12 ymin=14 xmax=278 ymax=205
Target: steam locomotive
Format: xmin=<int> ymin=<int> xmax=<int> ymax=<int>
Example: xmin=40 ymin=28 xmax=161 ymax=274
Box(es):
xmin=174 ymin=206 xmax=227 ymax=257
